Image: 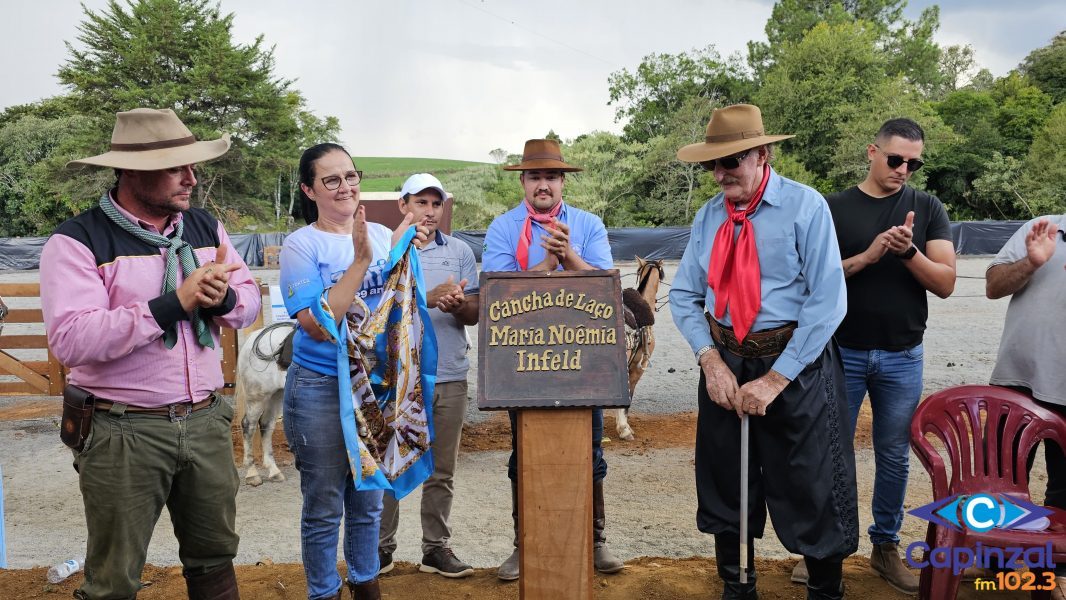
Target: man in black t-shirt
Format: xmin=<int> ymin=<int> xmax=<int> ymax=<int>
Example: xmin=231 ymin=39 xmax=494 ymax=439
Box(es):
xmin=791 ymin=118 xmax=957 ymax=595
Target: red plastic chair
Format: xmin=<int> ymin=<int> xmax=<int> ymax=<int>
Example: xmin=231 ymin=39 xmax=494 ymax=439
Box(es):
xmin=910 ymin=385 xmax=1066 ymax=600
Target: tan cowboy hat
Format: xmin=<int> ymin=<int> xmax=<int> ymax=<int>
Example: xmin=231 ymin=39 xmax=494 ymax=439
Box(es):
xmin=67 ymin=108 xmax=231 ymax=170
xmin=503 ymin=139 xmax=583 ymax=172
xmin=676 ymin=104 xmax=794 ymax=163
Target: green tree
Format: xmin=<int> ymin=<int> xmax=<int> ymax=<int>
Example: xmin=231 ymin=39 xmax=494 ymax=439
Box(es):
xmin=0 ymin=113 xmax=102 ymax=235
xmin=562 ymin=131 xmax=642 ymax=225
xmin=1019 ymin=30 xmax=1066 ymax=104
xmin=970 ymin=152 xmax=1032 ymax=219
xmin=755 ymin=21 xmax=888 ymax=180
xmin=54 ymin=0 xmax=338 ymax=227
xmin=1019 ymin=103 xmax=1066 ymax=215
xmin=607 ymin=46 xmax=751 ymax=143
xmin=991 ymin=73 xmax=1054 ymax=158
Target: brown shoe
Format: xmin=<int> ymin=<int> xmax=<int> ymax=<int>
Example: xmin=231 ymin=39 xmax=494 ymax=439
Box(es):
xmin=790 ymin=559 xmax=808 ymax=584
xmin=870 ymin=542 xmax=918 ymax=596
xmin=1050 ymin=576 xmax=1065 ymax=600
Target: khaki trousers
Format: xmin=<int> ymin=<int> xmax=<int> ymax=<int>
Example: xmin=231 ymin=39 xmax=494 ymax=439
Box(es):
xmin=379 ymin=380 xmax=468 ymax=555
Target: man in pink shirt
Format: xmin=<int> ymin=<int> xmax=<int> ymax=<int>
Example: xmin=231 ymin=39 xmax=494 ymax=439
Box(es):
xmin=40 ymin=108 xmax=261 ymax=600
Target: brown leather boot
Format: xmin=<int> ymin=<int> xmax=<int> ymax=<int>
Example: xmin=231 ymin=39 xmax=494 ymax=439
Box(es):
xmin=184 ymin=562 xmax=240 ymax=600
xmin=346 ymin=579 xmax=381 ymax=600
xmin=592 ymin=480 xmax=624 ymax=573
xmin=870 ymin=542 xmax=918 ymax=596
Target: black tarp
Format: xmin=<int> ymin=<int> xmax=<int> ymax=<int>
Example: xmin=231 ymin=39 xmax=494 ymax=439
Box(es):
xmin=0 ymin=221 xmax=1033 ymax=270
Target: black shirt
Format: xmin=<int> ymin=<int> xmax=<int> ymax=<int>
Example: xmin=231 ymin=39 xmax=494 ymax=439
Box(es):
xmin=828 ymin=185 xmax=952 ymax=350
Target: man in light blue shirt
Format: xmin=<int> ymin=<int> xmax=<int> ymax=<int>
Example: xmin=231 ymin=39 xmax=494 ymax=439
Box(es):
xmin=670 ymin=104 xmax=857 ymax=600
xmin=482 ymin=138 xmax=624 ymax=581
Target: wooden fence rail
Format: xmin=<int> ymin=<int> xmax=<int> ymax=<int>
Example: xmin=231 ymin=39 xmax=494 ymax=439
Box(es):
xmin=0 ymin=282 xmax=271 ymax=397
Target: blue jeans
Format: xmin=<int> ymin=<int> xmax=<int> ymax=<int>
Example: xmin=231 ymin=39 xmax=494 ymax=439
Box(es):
xmin=839 ymin=343 xmax=924 ymax=546
xmin=284 ymin=363 xmax=384 ymax=599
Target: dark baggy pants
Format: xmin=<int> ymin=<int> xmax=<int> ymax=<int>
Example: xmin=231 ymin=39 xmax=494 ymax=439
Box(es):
xmin=695 ymin=342 xmax=859 ymax=561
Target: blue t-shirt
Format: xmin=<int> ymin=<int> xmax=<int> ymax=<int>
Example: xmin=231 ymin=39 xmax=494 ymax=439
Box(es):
xmin=482 ymin=201 xmax=613 ymax=272
xmin=280 ymin=222 xmax=393 ymax=375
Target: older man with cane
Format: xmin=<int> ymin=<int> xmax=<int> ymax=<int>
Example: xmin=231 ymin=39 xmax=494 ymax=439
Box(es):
xmin=670 ymin=104 xmax=858 ymax=600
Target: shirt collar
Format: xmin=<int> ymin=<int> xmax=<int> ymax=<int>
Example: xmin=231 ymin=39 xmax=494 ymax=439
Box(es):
xmin=422 ymin=229 xmax=447 ymax=249
xmin=709 ymin=167 xmax=782 ymax=209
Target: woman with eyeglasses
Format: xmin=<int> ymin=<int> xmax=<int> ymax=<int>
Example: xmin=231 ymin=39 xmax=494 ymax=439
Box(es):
xmin=278 ymin=143 xmax=426 ymax=600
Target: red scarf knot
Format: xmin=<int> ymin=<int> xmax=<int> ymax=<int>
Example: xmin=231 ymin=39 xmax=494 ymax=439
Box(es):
xmin=516 ymin=199 xmax=562 ymax=271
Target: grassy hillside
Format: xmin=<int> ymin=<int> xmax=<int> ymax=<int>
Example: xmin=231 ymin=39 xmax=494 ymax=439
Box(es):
xmin=353 ymin=156 xmax=490 ymax=192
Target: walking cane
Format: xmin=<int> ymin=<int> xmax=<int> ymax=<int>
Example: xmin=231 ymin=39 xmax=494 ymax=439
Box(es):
xmin=739 ymin=413 xmax=749 ymax=584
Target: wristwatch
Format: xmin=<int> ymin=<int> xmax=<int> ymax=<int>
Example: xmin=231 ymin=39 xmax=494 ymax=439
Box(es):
xmin=897 ymin=245 xmax=918 ymax=260
xmin=695 ymin=344 xmax=715 ymax=363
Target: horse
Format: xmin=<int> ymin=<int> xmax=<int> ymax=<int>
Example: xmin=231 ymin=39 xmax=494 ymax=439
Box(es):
xmin=615 ymin=256 xmax=665 ymax=441
xmin=234 ymin=322 xmax=294 ymax=486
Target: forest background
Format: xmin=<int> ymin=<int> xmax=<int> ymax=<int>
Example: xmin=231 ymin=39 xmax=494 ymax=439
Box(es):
xmin=1 ymin=0 xmax=1064 ymax=237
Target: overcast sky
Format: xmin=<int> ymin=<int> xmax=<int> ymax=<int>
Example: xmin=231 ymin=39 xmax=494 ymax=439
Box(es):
xmin=2 ymin=1 xmax=1062 ymax=162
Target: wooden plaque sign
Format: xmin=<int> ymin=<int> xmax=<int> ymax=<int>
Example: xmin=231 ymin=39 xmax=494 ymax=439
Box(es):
xmin=477 ymin=270 xmax=630 ymax=410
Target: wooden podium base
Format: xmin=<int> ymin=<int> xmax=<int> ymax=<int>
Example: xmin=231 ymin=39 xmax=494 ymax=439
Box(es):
xmin=517 ymin=409 xmax=593 ymax=600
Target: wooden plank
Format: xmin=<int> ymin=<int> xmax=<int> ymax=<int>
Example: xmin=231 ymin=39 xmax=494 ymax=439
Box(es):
xmin=0 ymin=382 xmax=41 ymax=396
xmin=220 ymin=328 xmax=238 ymax=389
xmin=0 ymin=351 xmax=50 ymax=393
xmin=22 ymin=361 xmax=49 ymax=375
xmin=47 ymin=350 xmax=66 ymax=396
xmin=0 ymin=335 xmax=49 ymax=349
xmin=0 ymin=283 xmax=40 ymax=297
xmin=518 ymin=409 xmax=592 ymax=600
xmin=4 ymin=308 xmax=43 ymax=323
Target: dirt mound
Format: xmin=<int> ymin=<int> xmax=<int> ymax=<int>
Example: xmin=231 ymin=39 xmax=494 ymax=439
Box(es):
xmin=0 ymin=555 xmax=1016 ymax=599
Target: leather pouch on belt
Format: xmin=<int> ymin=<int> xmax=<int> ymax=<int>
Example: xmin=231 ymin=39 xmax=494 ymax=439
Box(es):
xmin=61 ymin=384 xmax=95 ymax=451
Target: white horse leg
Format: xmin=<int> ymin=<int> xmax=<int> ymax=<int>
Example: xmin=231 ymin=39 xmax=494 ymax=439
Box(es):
xmin=261 ymin=390 xmax=285 ymax=482
xmin=615 ymin=407 xmax=634 ymax=441
xmin=242 ymin=396 xmax=265 ymax=487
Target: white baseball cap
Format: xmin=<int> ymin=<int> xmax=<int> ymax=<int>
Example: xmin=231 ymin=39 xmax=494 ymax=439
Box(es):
xmin=400 ymin=173 xmax=448 ymax=201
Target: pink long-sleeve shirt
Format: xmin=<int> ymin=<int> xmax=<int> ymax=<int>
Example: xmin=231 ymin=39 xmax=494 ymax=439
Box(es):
xmin=40 ymin=198 xmax=261 ymax=407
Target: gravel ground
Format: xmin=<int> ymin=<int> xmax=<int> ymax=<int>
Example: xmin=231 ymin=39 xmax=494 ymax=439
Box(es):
xmin=2 ymin=257 xmax=1049 ymax=572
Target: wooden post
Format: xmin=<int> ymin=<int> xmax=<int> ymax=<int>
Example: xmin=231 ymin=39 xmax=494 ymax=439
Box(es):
xmin=517 ymin=409 xmax=593 ymax=600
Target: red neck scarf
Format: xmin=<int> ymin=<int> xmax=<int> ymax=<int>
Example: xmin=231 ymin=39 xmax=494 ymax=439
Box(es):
xmin=707 ymin=164 xmax=770 ymax=342
xmin=516 ymin=199 xmax=562 ymax=271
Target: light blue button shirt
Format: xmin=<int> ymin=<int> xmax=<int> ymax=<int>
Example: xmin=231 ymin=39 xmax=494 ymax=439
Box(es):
xmin=669 ymin=168 xmax=846 ymax=380
xmin=482 ymin=201 xmax=613 ymax=272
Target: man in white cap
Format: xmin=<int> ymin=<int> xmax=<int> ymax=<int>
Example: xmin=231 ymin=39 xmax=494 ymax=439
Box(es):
xmin=669 ymin=104 xmax=857 ymax=600
xmin=378 ymin=173 xmax=479 ymax=578
xmin=40 ymin=108 xmax=261 ymax=600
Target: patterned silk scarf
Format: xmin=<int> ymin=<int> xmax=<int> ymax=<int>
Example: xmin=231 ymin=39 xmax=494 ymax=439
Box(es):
xmin=98 ymin=192 xmax=214 ymax=349
xmin=707 ymin=164 xmax=771 ymax=342
xmin=309 ymin=227 xmax=438 ymax=499
xmin=515 ymin=199 xmax=562 ymax=270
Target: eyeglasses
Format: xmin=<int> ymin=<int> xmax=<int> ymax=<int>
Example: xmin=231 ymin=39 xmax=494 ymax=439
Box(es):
xmin=321 ymin=171 xmax=363 ymax=190
xmin=700 ymin=150 xmax=751 ymax=171
xmin=875 ymin=146 xmax=924 ymax=172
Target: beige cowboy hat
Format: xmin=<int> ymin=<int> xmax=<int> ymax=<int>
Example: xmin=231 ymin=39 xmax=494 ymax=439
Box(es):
xmin=676 ymin=104 xmax=794 ymax=163
xmin=503 ymin=139 xmax=583 ymax=172
xmin=67 ymin=108 xmax=231 ymax=171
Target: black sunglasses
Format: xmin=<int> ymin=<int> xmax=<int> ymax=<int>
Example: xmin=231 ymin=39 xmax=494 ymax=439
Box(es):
xmin=700 ymin=150 xmax=751 ymax=171
xmin=876 ymin=146 xmax=924 ymax=172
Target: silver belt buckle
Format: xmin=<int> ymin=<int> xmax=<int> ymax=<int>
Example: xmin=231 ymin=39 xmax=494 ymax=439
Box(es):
xmin=168 ymin=403 xmax=192 ymax=422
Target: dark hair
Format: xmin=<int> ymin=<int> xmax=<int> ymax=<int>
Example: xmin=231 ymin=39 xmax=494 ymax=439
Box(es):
xmin=297 ymin=142 xmax=351 ymax=225
xmin=876 ymin=118 xmax=925 ymax=143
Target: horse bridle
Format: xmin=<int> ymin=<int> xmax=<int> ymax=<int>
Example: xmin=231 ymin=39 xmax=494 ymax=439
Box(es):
xmin=635 ymin=260 xmax=669 ymax=312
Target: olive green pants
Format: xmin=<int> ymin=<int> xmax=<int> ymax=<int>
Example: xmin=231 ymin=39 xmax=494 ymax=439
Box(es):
xmin=73 ymin=398 xmax=240 ymax=600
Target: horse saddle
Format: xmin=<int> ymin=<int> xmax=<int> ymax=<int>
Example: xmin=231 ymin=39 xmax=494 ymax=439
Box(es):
xmin=276 ymin=327 xmax=297 ymax=370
